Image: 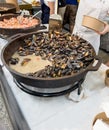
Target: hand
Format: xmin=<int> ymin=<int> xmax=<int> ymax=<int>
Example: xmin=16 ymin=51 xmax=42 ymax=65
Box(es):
xmin=98 ymin=22 xmax=109 ymax=35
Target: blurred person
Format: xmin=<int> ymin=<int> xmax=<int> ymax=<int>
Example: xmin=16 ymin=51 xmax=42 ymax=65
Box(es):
xmin=58 ymin=0 xmax=66 ymax=23
xmin=63 ymin=0 xmax=78 ymax=33
xmin=6 ymin=0 xmax=20 ymax=12
xmin=73 ymin=0 xmax=109 ymax=54
xmin=40 ymin=0 xmax=55 ymax=24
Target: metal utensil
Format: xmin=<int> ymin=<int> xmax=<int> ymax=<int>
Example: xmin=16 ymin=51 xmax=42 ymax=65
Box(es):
xmin=49 ymin=0 xmax=62 ymax=32
xmin=17 ymin=10 xmax=25 ymax=24
xmin=28 ymin=10 xmax=42 ymax=21
xmin=17 ymin=9 xmax=30 ymax=24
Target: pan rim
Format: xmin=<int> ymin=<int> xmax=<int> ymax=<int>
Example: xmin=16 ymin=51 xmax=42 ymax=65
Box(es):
xmin=1 ymin=31 xmax=97 ymax=81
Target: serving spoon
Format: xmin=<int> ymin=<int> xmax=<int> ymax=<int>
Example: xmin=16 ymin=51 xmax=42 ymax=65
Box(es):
xmin=18 ymin=10 xmax=42 ymax=24
xmin=29 ymin=10 xmax=42 ymax=21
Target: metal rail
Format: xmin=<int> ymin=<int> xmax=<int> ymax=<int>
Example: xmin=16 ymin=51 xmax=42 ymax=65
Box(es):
xmin=0 ymin=65 xmax=30 ymax=130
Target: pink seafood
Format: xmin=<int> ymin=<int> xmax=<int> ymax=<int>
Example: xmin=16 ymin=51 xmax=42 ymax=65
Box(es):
xmin=0 ymin=16 xmax=39 ymax=28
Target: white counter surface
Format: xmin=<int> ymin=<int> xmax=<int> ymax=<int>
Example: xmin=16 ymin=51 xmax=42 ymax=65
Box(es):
xmin=1 ymin=38 xmax=109 ymax=130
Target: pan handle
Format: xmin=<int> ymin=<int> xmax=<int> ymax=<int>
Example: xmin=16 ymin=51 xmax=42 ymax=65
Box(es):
xmin=86 ymin=56 xmax=102 ymax=71
xmin=7 ymin=33 xmax=24 ymax=42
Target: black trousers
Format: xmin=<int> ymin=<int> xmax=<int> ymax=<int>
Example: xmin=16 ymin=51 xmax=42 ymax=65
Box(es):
xmin=41 ymin=3 xmax=50 ymax=24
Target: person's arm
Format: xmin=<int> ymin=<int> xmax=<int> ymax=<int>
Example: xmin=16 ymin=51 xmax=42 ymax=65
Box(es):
xmin=99 ymin=23 xmax=109 ymax=35
xmin=6 ymin=0 xmax=20 ymax=12
xmin=48 ymin=1 xmax=55 ymax=15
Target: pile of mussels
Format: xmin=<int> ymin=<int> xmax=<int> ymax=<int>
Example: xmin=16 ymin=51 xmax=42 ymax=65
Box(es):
xmin=10 ymin=32 xmax=95 ymax=78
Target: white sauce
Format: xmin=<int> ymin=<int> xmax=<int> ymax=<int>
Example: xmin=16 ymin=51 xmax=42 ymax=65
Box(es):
xmin=10 ymin=53 xmax=52 ymax=74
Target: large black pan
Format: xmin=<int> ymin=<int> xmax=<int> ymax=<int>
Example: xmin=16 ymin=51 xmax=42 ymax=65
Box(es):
xmin=0 ymin=3 xmax=16 ymax=14
xmin=1 ymin=31 xmax=102 ymax=90
xmin=0 ymin=14 xmax=41 ymax=36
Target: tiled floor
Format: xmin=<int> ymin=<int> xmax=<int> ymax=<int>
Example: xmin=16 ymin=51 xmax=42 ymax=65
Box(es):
xmin=0 ymin=90 xmax=13 ymax=130
xmin=98 ymin=49 xmax=109 ymax=65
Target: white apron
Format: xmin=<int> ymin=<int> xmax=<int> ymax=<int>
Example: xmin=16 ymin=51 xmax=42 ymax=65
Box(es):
xmin=73 ymin=0 xmax=109 ymax=54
